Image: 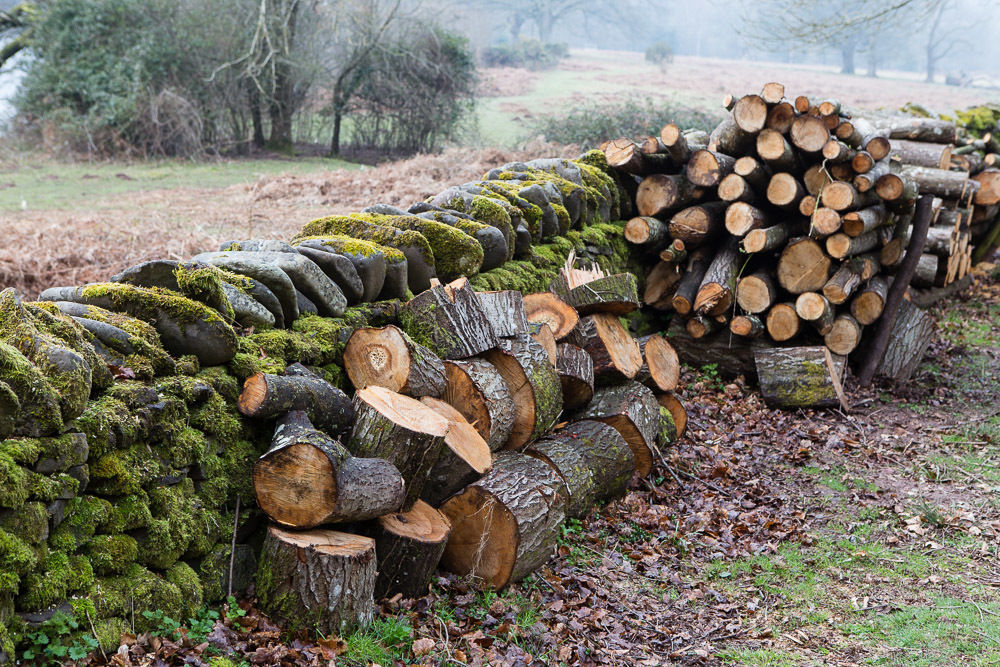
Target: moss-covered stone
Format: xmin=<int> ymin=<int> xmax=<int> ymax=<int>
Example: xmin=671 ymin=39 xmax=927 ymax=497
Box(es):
xmin=175 ymin=355 xmax=201 ymax=376
xmin=190 ymin=394 xmax=243 ymax=446
xmin=68 ymin=554 xmax=95 ymax=593
xmin=57 ymin=304 xmax=175 ymax=380
xmin=30 ymin=471 xmax=79 ymax=503
xmin=164 ymin=561 xmax=203 ymax=614
xmin=88 ymin=447 xmax=162 ymax=496
xmin=17 ymin=550 xmax=72 ymax=611
xmin=25 ymin=302 xmax=113 ymax=392
xmin=33 ymin=433 xmax=88 ymax=474
xmin=0 ymin=502 xmax=49 ymax=545
xmin=0 ymin=341 xmax=63 ymax=438
xmin=48 ymin=496 xmax=112 ymax=552
xmin=93 ymin=617 xmax=129 ymax=652
xmin=0 ymin=529 xmax=37 ymax=596
xmin=101 ymin=492 xmax=152 ymax=534
xmin=195 ymin=367 xmax=241 ymax=402
xmin=350 ymin=213 xmax=484 ymax=281
xmin=91 ymin=563 xmax=184 ymax=623
xmin=173 ymin=262 xmax=236 ymax=323
xmin=69 ymin=395 xmax=142 ymax=460
xmin=0 ymin=437 xmax=40 ymax=467
xmin=85 ymin=535 xmax=138 ymax=576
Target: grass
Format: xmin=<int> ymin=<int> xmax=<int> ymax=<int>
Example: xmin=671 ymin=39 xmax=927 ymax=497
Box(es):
xmin=0 ymin=154 xmax=358 ymax=212
xmin=341 ymin=616 xmax=413 ymax=666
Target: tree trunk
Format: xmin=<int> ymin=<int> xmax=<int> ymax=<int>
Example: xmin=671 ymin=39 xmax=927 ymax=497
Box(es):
xmin=257 ymin=526 xmax=376 ymax=636
xmin=442 ymin=358 xmax=515 ymax=452
xmin=440 ymin=451 xmax=567 ymax=590
xmin=777 ymin=237 xmax=832 ymax=293
xmin=418 ymin=396 xmax=493 ymax=506
xmin=549 ymin=272 xmax=639 ymax=316
xmin=238 ymin=365 xmax=354 ymax=433
xmin=475 ymin=290 xmax=530 ymax=338
xmin=851 ymin=276 xmax=889 ymax=325
xmin=372 ymin=500 xmax=452 ymax=600
xmin=571 ymin=382 xmax=660 ymax=478
xmin=565 ymin=313 xmax=643 ymax=383
xmin=248 ymin=80 xmax=266 ymax=148
xmin=875 ymin=299 xmax=936 ymax=381
xmin=344 ymin=325 xmax=445 ymax=397
xmin=556 ymin=343 xmax=594 ymax=410
xmin=841 ymin=41 xmax=856 ymax=75
xmin=754 ymin=346 xmax=847 ymax=409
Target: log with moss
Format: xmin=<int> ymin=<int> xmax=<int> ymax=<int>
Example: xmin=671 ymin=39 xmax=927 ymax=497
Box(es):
xmin=238 ymin=363 xmax=354 ymax=432
xmin=343 ymin=325 xmax=445 ymax=397
xmin=754 ymin=346 xmax=847 ymax=409
xmin=400 ymin=278 xmax=497 ymax=359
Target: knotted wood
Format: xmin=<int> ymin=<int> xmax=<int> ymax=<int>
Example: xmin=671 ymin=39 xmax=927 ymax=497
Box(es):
xmin=344 ymin=325 xmax=445 ymax=398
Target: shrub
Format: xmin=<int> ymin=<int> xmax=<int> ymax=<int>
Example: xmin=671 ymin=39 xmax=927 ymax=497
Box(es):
xmin=529 ymin=97 xmax=725 ymax=148
xmin=481 ymin=39 xmax=568 ymax=71
xmin=645 ymin=41 xmax=674 ymax=66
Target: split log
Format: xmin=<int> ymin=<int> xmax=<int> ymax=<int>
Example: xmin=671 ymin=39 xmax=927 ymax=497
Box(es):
xmin=736 ymin=272 xmax=777 ymax=314
xmin=527 ymin=420 xmax=634 ymax=519
xmin=743 ymin=223 xmax=790 ymax=253
xmin=636 ymin=174 xmax=701 ymax=217
xmin=418 ymin=397 xmax=492 ymax=506
xmin=889 ymin=139 xmax=952 ymax=170
xmin=400 ymin=277 xmax=497 ymax=359
xmin=556 ymin=343 xmax=594 ymax=410
xmin=693 ymin=239 xmax=740 ymax=317
xmin=344 ymin=325 xmax=445 ymax=398
xmin=440 ymin=451 xmax=567 ymax=589
xmin=766 ymin=302 xmax=801 ymax=342
xmin=795 ymin=292 xmax=835 ymax=335
xmin=522 ymin=292 xmax=579 ymax=340
xmin=730 ymin=314 xmax=764 ymax=337
xmin=823 ymin=264 xmax=862 ymax=304
xmin=875 ymin=299 xmax=936 ymax=382
xmin=777 ymin=237 xmax=832 ymax=294
xmin=482 ymin=334 xmax=563 ymax=450
xmin=850 ymin=277 xmax=888 ymax=325
xmin=643 ymin=260 xmax=683 ymax=310
xmin=529 ymin=321 xmax=558 ymax=365
xmin=671 ymin=247 xmax=713 ymax=315
xmin=824 ymin=314 xmax=862 ymax=356
xmin=253 ymin=410 xmax=405 ymax=528
xmin=257 ymin=526 xmax=376 ymax=635
xmin=475 ymin=291 xmax=529 ymax=338
xmin=635 ymin=334 xmax=680 ymax=392
xmin=549 ymin=272 xmax=639 ymax=316
xmin=686 ymin=150 xmax=736 ymax=188
xmin=238 ymin=365 xmax=354 ymax=432
xmin=572 ymin=382 xmax=659 ymax=478
xmin=624 ymin=216 xmax=670 ymax=249
xmin=655 ymin=392 xmax=687 ymax=439
xmin=442 ymin=359 xmax=514 ymax=452
xmin=972 ymin=169 xmax=1000 ymax=206
xmin=565 ymin=313 xmax=642 ymax=383
xmin=842 ymin=205 xmax=888 ymax=237
xmin=372 ymin=500 xmax=451 ymax=600
xmin=347 ymin=386 xmax=450 ymax=508
xmin=754 ymin=347 xmax=846 ymax=410
xmin=725 ymin=202 xmax=768 ymax=236
xmin=668 ymin=202 xmax=727 ymax=246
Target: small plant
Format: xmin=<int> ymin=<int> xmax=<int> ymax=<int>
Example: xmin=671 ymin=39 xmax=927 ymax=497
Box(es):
xmin=481 ymin=39 xmax=568 ymax=70
xmin=645 ymin=41 xmax=674 ymax=67
xmin=914 ymin=499 xmax=947 ymax=527
xmin=343 ymin=616 xmax=413 ymax=665
xmin=700 ymin=363 xmax=725 ymax=391
xmin=20 ymin=611 xmax=100 ymax=663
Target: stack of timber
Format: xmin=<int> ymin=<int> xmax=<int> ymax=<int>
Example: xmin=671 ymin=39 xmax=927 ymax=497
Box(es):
xmin=614 ymin=83 xmax=980 ymax=384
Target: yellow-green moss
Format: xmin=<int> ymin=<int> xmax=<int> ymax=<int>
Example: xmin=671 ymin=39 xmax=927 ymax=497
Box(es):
xmin=0 ymin=438 xmax=40 ymax=467
xmin=101 ymin=492 xmax=152 ymax=534
xmin=88 ymin=447 xmax=161 ymax=496
xmin=174 ymin=262 xmax=236 ymax=323
xmin=175 ymin=355 xmax=200 ymax=376
xmin=292 ymin=234 xmax=405 ymax=262
xmin=84 ymin=535 xmax=138 ymax=576
xmin=0 ymin=502 xmax=48 ymax=545
xmin=91 ymin=563 xmax=184 ymax=624
xmin=25 ymin=302 xmax=113 ymax=392
xmin=49 ymin=496 xmax=112 ymax=552
xmin=63 ymin=305 xmax=174 ymax=380
xmin=351 ymin=213 xmax=484 ymax=281
xmin=17 ymin=550 xmax=72 ymax=611
xmin=69 ymin=395 xmax=141 ymax=460
xmin=164 ymin=561 xmax=203 ymax=614
xmin=0 ymin=529 xmax=37 ymax=596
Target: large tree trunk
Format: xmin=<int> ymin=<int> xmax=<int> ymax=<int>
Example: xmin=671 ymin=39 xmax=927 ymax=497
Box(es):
xmin=875 ymin=299 xmax=936 ymax=382
xmin=418 ymin=396 xmax=492 ymax=506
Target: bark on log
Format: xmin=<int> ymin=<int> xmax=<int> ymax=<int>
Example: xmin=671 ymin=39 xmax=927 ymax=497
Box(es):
xmin=668 ymin=202 xmax=727 ymax=246
xmin=655 ymin=392 xmax=687 ymax=439
xmin=795 ymin=292 xmax=835 ymax=335
xmin=344 ymin=325 xmax=445 ymax=398
xmin=565 ymin=313 xmax=642 ymax=383
xmin=658 ymin=123 xmax=693 ymax=163
xmin=257 ymin=526 xmax=376 ymax=635
xmin=883 ymin=117 xmax=956 ymax=143
xmin=253 ymin=410 xmax=405 ymax=528
xmin=889 ymin=139 xmax=952 ymax=170
xmin=636 ymin=174 xmax=702 ymax=218
xmin=556 ymin=343 xmax=594 ymax=410
xmin=624 ymin=216 xmax=670 ymax=249
xmin=549 ymin=272 xmax=640 ymax=316
xmin=736 ymin=272 xmax=777 ymax=314
xmin=667 ymin=316 xmax=768 ymax=380
xmin=418 ymin=397 xmax=493 ymax=506
xmin=442 ymin=359 xmax=515 ymax=452
xmin=694 ymin=239 xmax=740 ymax=317
xmin=347 ymin=386 xmax=450 ymax=509
xmin=672 ymin=247 xmax=713 ymax=315
xmin=400 ymin=277 xmax=498 ymax=359
xmin=842 ymin=205 xmax=888 ymax=237
xmin=756 ymin=129 xmax=798 ymax=172
xmin=733 ymin=94 xmax=769 ymax=133
xmin=850 ymin=276 xmax=888 ymax=325
xmin=482 ymin=334 xmax=563 ymax=450
xmin=823 ymin=264 xmax=863 ymax=304
xmin=743 ymin=223 xmax=791 ymax=253
xmin=730 ymin=314 xmax=765 ymax=337
xmin=790 ymin=115 xmax=830 ymax=153
xmin=824 ymin=314 xmax=862 ymax=356
xmin=440 ymin=451 xmax=567 ymax=590
xmin=529 ymin=321 xmax=558 ymax=365
xmin=725 ymin=202 xmax=768 ymax=236
xmin=372 ymin=500 xmax=451 ymax=600
xmin=475 ymin=290 xmax=530 ymax=338
xmin=826 ymin=230 xmax=880 ymax=259
xmin=635 ymin=334 xmax=680 ymax=392
xmin=522 ymin=292 xmax=579 ymax=340
xmin=238 ymin=365 xmax=354 ymax=432
xmin=754 ymin=346 xmax=847 ymax=409
xmin=527 ymin=420 xmax=634 ymax=519
xmin=686 ymin=149 xmax=736 ymax=188
xmin=874 ymin=299 xmax=936 ymax=382
xmin=777 ymin=237 xmax=832 ymax=293
xmin=572 ymin=382 xmax=659 ymax=478
xmin=708 ymin=117 xmax=754 ymax=155
xmin=901 ymin=165 xmax=975 ymax=201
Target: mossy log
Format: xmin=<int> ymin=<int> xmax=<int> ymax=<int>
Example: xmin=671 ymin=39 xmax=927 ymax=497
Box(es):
xmin=400 ymin=277 xmax=497 ymax=359
xmin=475 ymin=290 xmax=530 ymax=338
xmin=372 ymin=500 xmax=452 ymax=600
xmin=482 ymin=334 xmax=563 ymax=450
xmin=238 ymin=364 xmax=354 ymax=432
xmin=257 ymin=526 xmax=376 ymax=636
xmin=549 ymin=272 xmax=639 ymax=316
xmin=347 ymin=386 xmax=449 ymax=509
xmin=527 ymin=419 xmax=633 ymax=519
xmin=555 ymin=343 xmax=594 ymax=410
xmin=572 ymin=381 xmax=659 ymax=478
xmin=344 ymin=325 xmax=445 ymax=397
xmin=442 ymin=358 xmax=515 ymax=452
xmin=294 ymin=235 xmax=390 ymax=303
xmin=755 ymin=347 xmax=846 ymax=412
xmin=253 ymin=410 xmax=404 ymax=528
xmin=440 ymin=451 xmax=567 ymax=590
xmin=418 ymin=396 xmax=492 ymax=506
xmin=565 ymin=313 xmax=642 ymax=383
xmin=656 ymin=392 xmax=687 ymax=439
xmin=522 ymin=292 xmax=579 ymax=340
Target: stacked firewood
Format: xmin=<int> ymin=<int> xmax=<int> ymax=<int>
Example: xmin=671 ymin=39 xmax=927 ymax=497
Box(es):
xmin=608 ymin=83 xmax=995 ymax=364
xmin=240 ymin=266 xmax=685 ymax=631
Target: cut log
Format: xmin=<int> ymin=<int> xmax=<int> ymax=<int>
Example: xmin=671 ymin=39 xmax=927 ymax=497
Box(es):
xmin=253 ymin=410 xmax=405 ymax=528
xmin=810 ymin=207 xmax=842 ymax=237
xmin=475 ymin=291 xmax=530 ymax=338
xmin=911 ymin=253 xmax=946 ymax=288
xmin=823 ymin=264 xmax=863 ymax=304
xmin=671 ymin=247 xmax=713 ymax=315
xmin=820 ymin=182 xmax=869 ymax=212
xmin=790 ymin=115 xmax=829 ymax=153
xmin=372 ymin=500 xmax=451 ymax=600
xmin=257 ymin=526 xmax=376 ymax=635
xmin=636 ymin=173 xmax=701 ymax=217
xmin=635 ymin=334 xmax=680 ymax=392
xmin=766 ymin=302 xmax=801 ymax=342
xmin=875 ymin=298 xmax=936 ymax=382
xmin=572 ymin=382 xmax=659 ymax=478
xmin=795 ymin=292 xmax=835 ymax=335
xmin=883 ymin=117 xmax=956 ymax=143
xmin=549 ymin=272 xmax=639 ymax=316
xmin=734 ymin=155 xmax=771 ymax=190
xmin=743 ymin=223 xmax=790 ymax=253
xmin=874 ymin=173 xmax=918 ymax=204
xmin=800 ymin=195 xmax=818 ymax=217
xmin=822 ymin=139 xmax=854 ymax=163
xmin=658 ymin=123 xmax=693 ymax=163
xmin=686 ymin=316 xmax=719 ymax=339
xmin=418 ymin=396 xmax=493 ymax=506
xmin=442 ymin=359 xmax=514 ymax=452
xmin=730 ymin=314 xmax=765 ymax=337
xmin=643 ymin=260 xmax=683 ymax=310
xmin=624 ymin=216 xmax=670 ymax=249
xmin=344 ymin=325 xmax=446 ymax=398
xmin=238 ymin=366 xmax=354 ymax=433
xmin=527 ymin=419 xmax=634 ymax=519
xmin=767 ymin=173 xmax=806 ymax=210
xmin=694 ymin=239 xmax=740 ymax=317
xmin=565 ymin=313 xmax=642 ymax=383
xmin=842 ymin=204 xmax=888 ymax=237
xmin=851 ymin=150 xmax=876 ymax=175
xmin=603 ymin=138 xmax=674 ymax=175
xmin=667 ymin=316 xmax=767 ymax=379
xmin=757 ymin=129 xmax=798 ymax=172
xmin=440 ymin=451 xmax=567 ymax=590
xmin=659 ymin=239 xmax=687 ymax=264
xmin=777 ymin=237 xmax=832 ymax=293
xmin=766 ymin=101 xmax=796 ymax=133
xmin=736 ymin=271 xmax=777 ymax=314
xmin=850 ymin=276 xmax=888 ymax=325
xmin=824 ymin=314 xmax=862 ymax=356
xmin=803 ymin=164 xmax=831 ymax=196
xmin=718 ymin=174 xmax=757 ymax=203
xmin=972 ymin=169 xmax=1000 ymax=206
xmin=725 ymin=202 xmax=768 ymax=236
xmin=761 ymin=82 xmax=785 ymax=104
xmin=556 ymin=343 xmax=594 ymax=410
xmin=668 ymin=202 xmax=727 ymax=246
xmin=655 ymin=392 xmax=687 ymax=439
xmin=522 ymin=292 xmax=579 ymax=340
xmin=400 ymin=277 xmax=497 ymax=359
xmin=733 ymin=94 xmax=769 ymax=133
xmin=708 ymin=117 xmax=754 ymax=155
xmin=889 ymin=139 xmax=952 ymax=170
xmin=901 ymin=165 xmax=974 ymax=201
xmin=754 ymin=346 xmax=847 ymax=410
xmin=482 ymin=334 xmax=563 ymax=450
xmin=347 ymin=386 xmax=450 ymax=508
xmin=686 ymin=149 xmax=736 ymax=188
xmin=826 ymin=231 xmax=880 ymax=259
xmin=529 ymin=321 xmax=558 ymax=365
